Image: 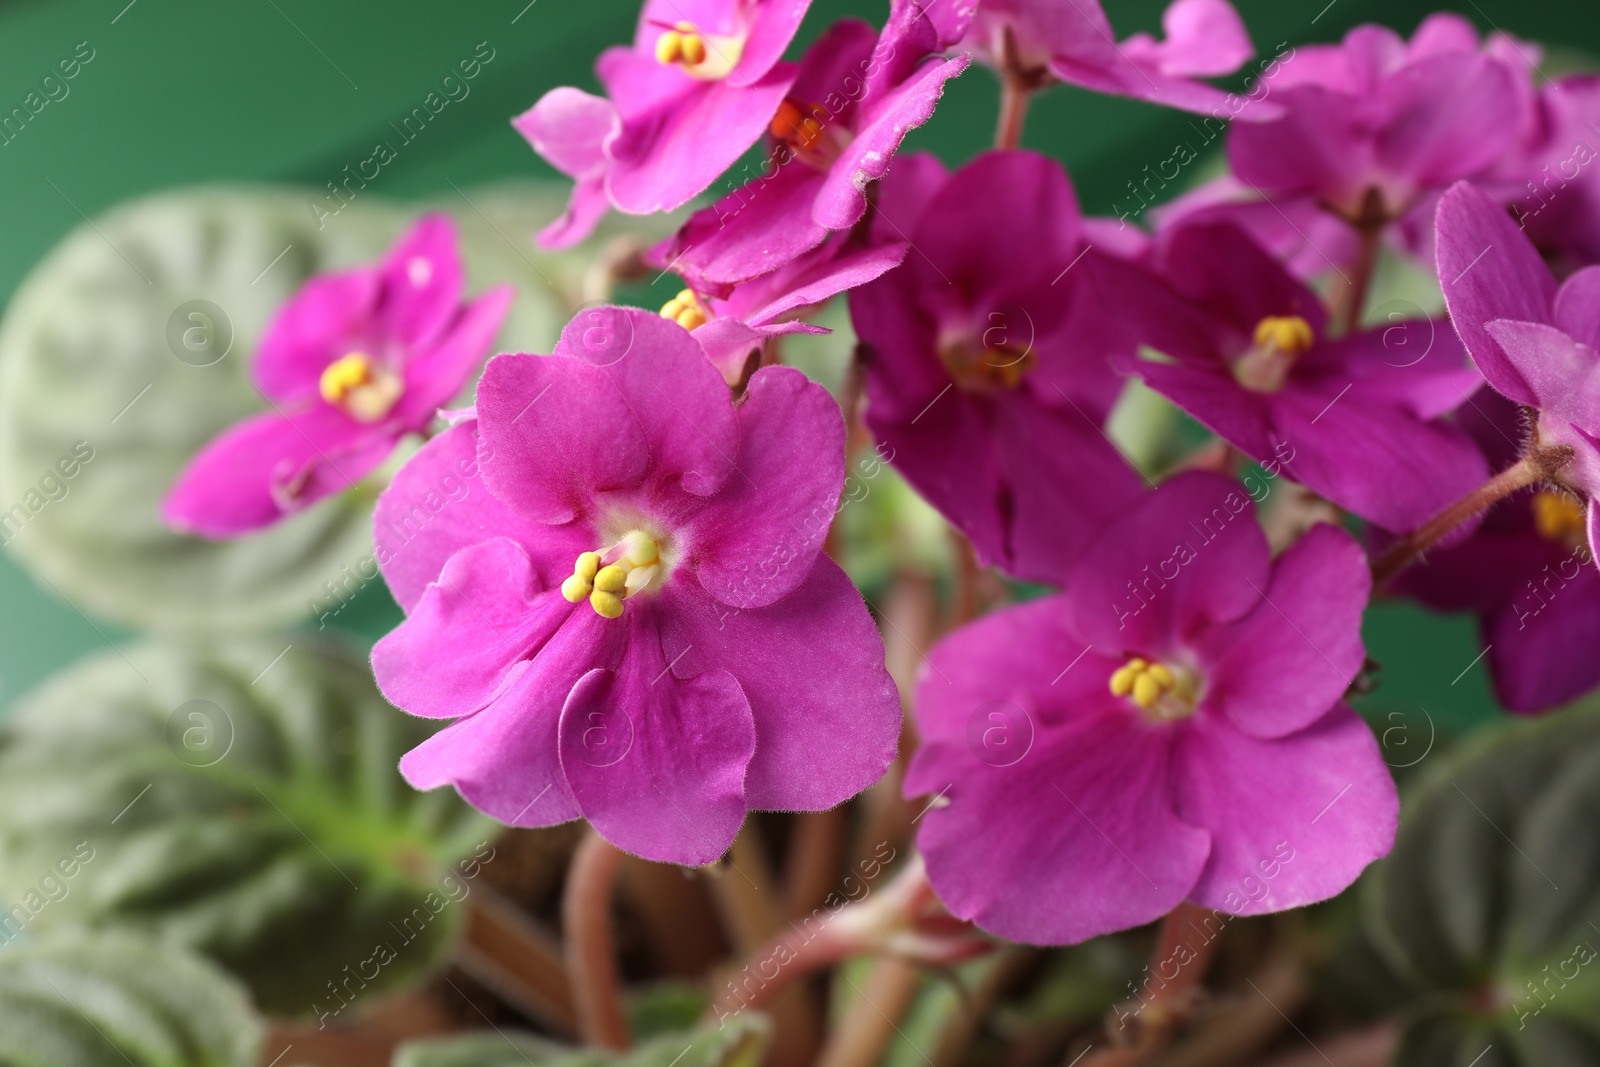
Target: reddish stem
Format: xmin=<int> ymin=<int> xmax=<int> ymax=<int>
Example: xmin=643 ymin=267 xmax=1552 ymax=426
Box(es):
xmin=564 ymin=831 xmax=630 ymax=1050
xmin=996 ymin=74 xmax=1032 ymax=150
xmin=1371 ymin=448 xmax=1570 ymax=588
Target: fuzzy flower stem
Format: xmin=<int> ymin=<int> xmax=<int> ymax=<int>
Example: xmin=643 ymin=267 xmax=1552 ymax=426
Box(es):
xmin=1079 ymin=901 xmax=1227 ymax=1067
xmin=1338 ymin=189 xmax=1389 ymax=337
xmin=564 ymin=830 xmax=631 ymax=1050
xmin=995 ymin=26 xmax=1036 ymax=150
xmin=1371 ymin=446 xmax=1573 ymax=589
xmin=996 ymin=74 xmax=1033 ymax=150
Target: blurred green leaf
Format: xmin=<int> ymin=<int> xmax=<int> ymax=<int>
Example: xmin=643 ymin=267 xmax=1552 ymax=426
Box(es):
xmin=393 ymin=1014 xmax=769 ymax=1067
xmin=0 ymin=184 xmax=575 ymax=635
xmin=0 ymin=932 xmax=262 ymax=1067
xmin=1366 ymin=701 xmax=1600 ymax=1064
xmin=626 ymin=980 xmax=711 ymax=1043
xmin=0 ymin=638 xmax=494 ymax=1017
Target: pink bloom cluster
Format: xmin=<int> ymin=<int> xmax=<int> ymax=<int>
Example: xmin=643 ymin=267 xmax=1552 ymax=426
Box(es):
xmin=164 ymin=0 xmax=1600 ymax=949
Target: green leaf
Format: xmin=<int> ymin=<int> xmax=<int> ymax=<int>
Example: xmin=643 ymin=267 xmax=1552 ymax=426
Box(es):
xmin=1365 ymin=701 xmax=1600 ymax=1064
xmin=0 ymin=932 xmax=262 ymax=1067
xmin=393 ymin=1014 xmax=770 ymax=1067
xmin=0 ymin=638 xmax=495 ymax=1017
xmin=0 ymin=184 xmax=574 ymax=634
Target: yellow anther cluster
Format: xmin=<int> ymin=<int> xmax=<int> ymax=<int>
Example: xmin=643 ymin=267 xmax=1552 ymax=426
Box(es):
xmin=978 ymin=348 xmax=1034 ymax=390
xmin=1252 ymin=315 xmax=1315 ymax=356
xmin=1234 ymin=315 xmax=1315 ymax=393
xmin=1110 ymin=658 xmax=1177 ymax=709
xmin=655 ymin=22 xmax=708 ymax=67
xmin=1533 ymin=490 xmax=1586 ymax=545
xmin=660 ymin=289 xmax=708 ymax=332
xmin=318 ymin=352 xmax=403 ymax=422
xmin=561 ymin=533 xmax=662 ymax=618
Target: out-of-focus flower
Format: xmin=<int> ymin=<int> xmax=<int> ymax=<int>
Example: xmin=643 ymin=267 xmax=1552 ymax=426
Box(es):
xmin=1394 ymin=390 xmax=1600 ymax=714
xmin=370 ymin=307 xmax=900 ymax=867
xmin=163 ymin=216 xmax=512 ymax=538
xmin=1438 ymin=180 xmax=1600 ymax=557
xmin=1502 ymin=74 xmax=1600 ymax=276
xmin=850 ymin=150 xmax=1160 ymax=584
xmin=1130 ymin=219 xmax=1487 ymax=533
xmin=1166 ymin=14 xmax=1538 ymax=276
xmin=906 ymin=472 xmax=1397 ymax=945
xmin=658 ymin=1 xmax=971 ymax=288
xmin=515 ymin=0 xmax=813 ymax=248
xmin=957 ymin=0 xmax=1264 ymax=117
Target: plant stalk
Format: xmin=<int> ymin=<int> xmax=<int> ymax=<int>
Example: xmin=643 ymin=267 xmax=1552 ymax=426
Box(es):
xmin=564 ymin=830 xmax=631 ymax=1050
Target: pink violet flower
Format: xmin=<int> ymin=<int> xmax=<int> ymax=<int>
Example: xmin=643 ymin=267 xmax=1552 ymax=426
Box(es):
xmin=1503 ymin=74 xmax=1600 ymax=276
xmin=955 ymin=0 xmax=1266 ymax=118
xmin=1391 ymin=390 xmax=1600 ymax=714
xmin=905 ymin=472 xmax=1398 ymax=945
xmin=656 ymin=1 xmax=971 ymax=289
xmin=162 ymin=216 xmax=513 ymax=539
xmin=1437 ymin=180 xmax=1600 ymax=558
xmin=1171 ymin=14 xmax=1536 ymax=276
xmin=369 ymin=306 xmax=901 ymax=866
xmin=515 ymin=0 xmax=813 ymax=249
xmin=1128 ymin=219 xmax=1488 ymax=533
xmin=850 ymin=149 xmax=1161 ymax=584
xmin=661 ymin=231 xmax=909 ymax=385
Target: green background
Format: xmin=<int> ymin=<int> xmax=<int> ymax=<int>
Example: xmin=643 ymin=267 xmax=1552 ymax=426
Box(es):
xmin=0 ymin=0 xmax=1594 ymax=729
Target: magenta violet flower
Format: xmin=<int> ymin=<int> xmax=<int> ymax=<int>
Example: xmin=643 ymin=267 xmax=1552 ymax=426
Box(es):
xmin=1221 ymin=14 xmax=1533 ymax=257
xmin=850 ymin=149 xmax=1162 ymax=584
xmin=368 ymin=306 xmax=901 ymax=866
xmin=657 ymin=1 xmax=971 ymax=289
xmin=1502 ymin=73 xmax=1600 ymax=276
xmin=661 ymin=232 xmax=909 ymax=385
xmin=1392 ymin=389 xmax=1600 ymax=714
xmin=905 ymin=471 xmax=1398 ymax=944
xmin=515 ymin=0 xmax=813 ymax=249
xmin=1128 ymin=219 xmax=1488 ymax=533
xmin=162 ymin=215 xmax=513 ymax=538
xmin=955 ymin=0 xmax=1264 ymax=118
xmin=1437 ymin=180 xmax=1600 ymax=559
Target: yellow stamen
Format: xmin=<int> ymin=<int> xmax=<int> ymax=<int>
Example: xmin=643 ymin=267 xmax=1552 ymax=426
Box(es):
xmin=590 ymin=591 xmax=624 ymax=619
xmin=318 ymin=352 xmax=403 ymax=422
xmin=1252 ymin=315 xmax=1315 ymax=355
xmin=1109 ymin=656 xmax=1196 ymax=718
xmin=1532 ymin=490 xmax=1586 ymax=544
xmin=655 ymin=29 xmax=685 ymax=65
xmin=593 ymin=565 xmax=627 ymax=595
xmin=656 ymin=22 xmax=715 ymax=71
xmin=1235 ymin=315 xmax=1314 ymax=394
xmin=320 ymin=353 xmax=374 ymax=405
xmin=563 ymin=532 xmax=666 ymax=618
xmin=659 ymin=289 xmax=708 ymax=332
xmin=939 ymin=338 xmax=1036 ymax=393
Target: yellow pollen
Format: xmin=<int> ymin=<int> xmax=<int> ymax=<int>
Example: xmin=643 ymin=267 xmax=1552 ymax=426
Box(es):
xmin=1110 ymin=656 xmax=1195 ymax=717
xmin=1532 ymin=490 xmax=1586 ymax=544
xmin=659 ymin=289 xmax=709 ymax=332
xmin=563 ymin=532 xmax=664 ymax=617
xmin=656 ymin=22 xmax=709 ymax=68
xmin=940 ymin=336 xmax=1036 ymax=393
xmin=590 ymin=591 xmax=625 ymax=619
xmin=320 ymin=353 xmax=374 ymax=405
xmin=1252 ymin=315 xmax=1315 ymax=356
xmin=318 ymin=352 xmax=403 ymax=422
xmin=1235 ymin=315 xmax=1314 ymax=394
